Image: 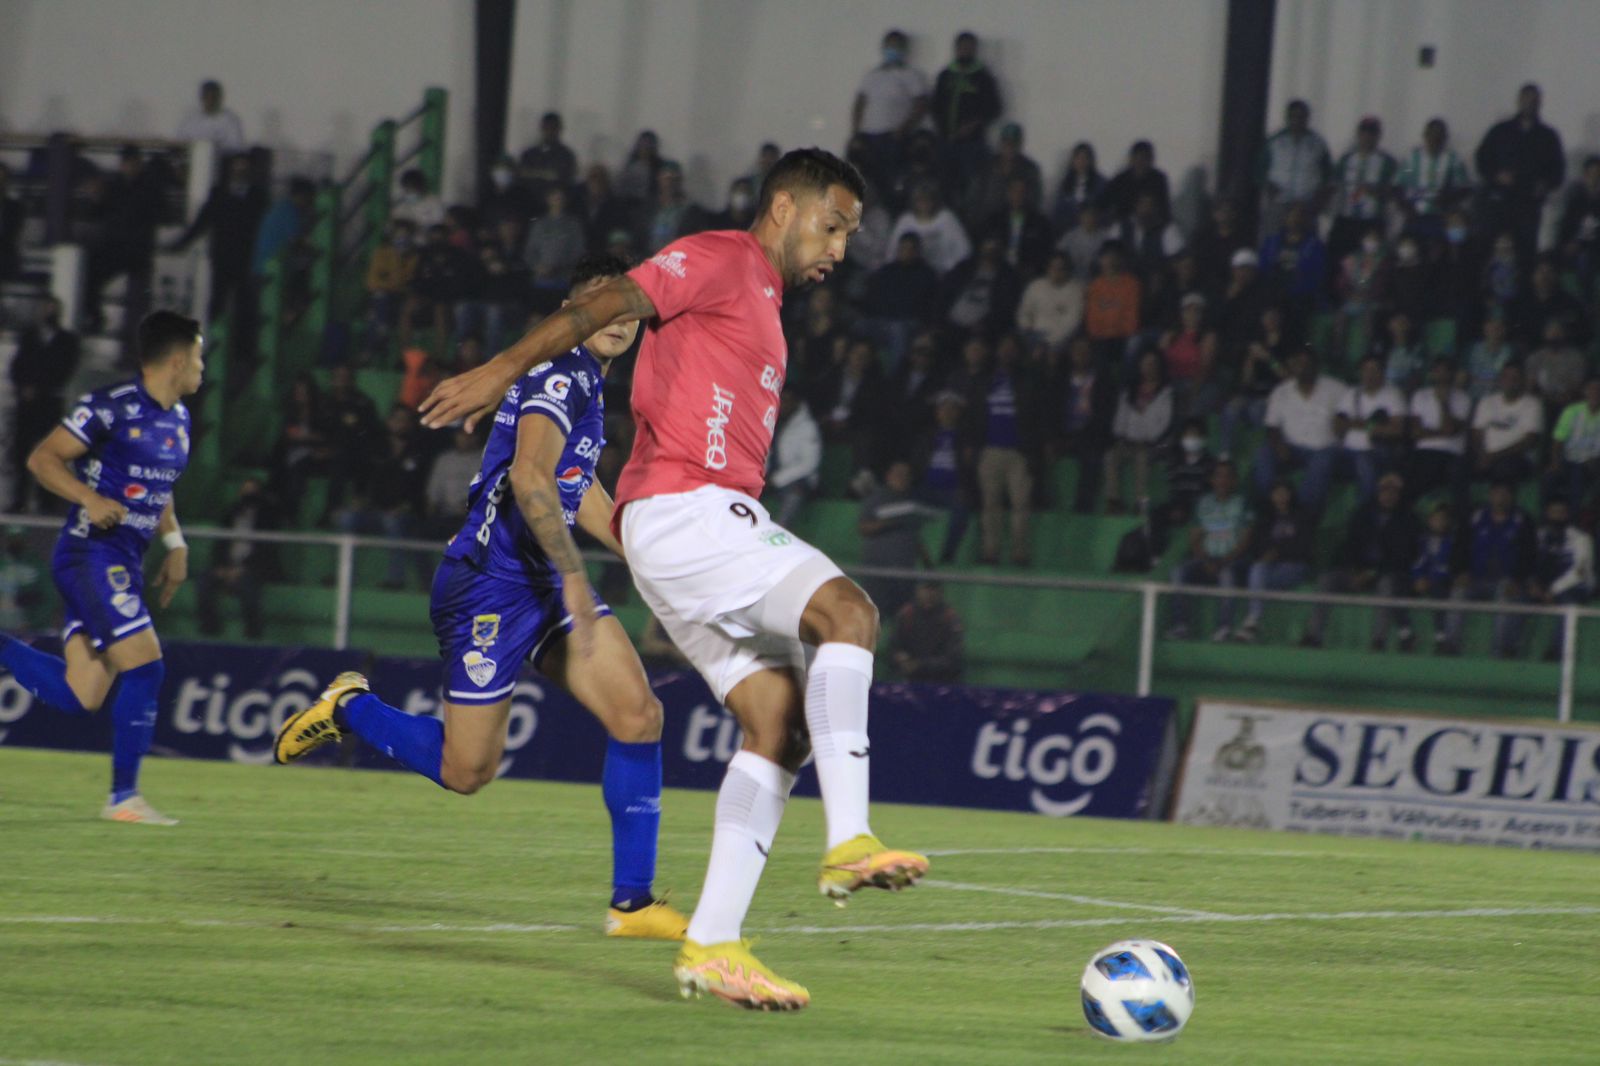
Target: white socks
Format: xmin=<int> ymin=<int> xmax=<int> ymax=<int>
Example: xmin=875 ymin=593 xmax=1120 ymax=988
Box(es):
xmin=805 ymin=642 xmax=874 ymax=849
xmin=686 ymin=750 xmax=795 ymax=946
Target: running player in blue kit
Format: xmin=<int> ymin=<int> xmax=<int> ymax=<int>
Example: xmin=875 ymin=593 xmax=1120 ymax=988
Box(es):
xmin=0 ymin=311 xmax=203 ymax=825
xmin=275 ymin=254 xmax=687 ymax=939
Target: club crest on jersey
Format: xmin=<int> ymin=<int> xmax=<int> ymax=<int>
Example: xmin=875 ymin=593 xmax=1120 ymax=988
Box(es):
xmin=556 ymin=466 xmax=585 ymax=489
xmin=105 ymin=565 xmax=132 ymax=592
xmin=462 ymin=650 xmax=498 ymax=688
xmin=123 ymin=483 xmax=148 ymax=502
xmin=111 ymin=591 xmax=142 ymax=619
xmin=471 ymin=614 xmax=501 ymax=649
xmin=544 ymin=374 xmax=572 ymax=400
xmin=128 ymin=427 xmax=142 ymax=439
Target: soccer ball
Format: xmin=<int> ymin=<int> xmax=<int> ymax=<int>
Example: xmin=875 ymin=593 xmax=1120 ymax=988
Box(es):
xmin=1079 ymin=939 xmax=1194 ymax=1042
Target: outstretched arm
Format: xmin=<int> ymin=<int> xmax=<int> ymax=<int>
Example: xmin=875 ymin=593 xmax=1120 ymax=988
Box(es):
xmin=509 ymin=413 xmax=598 ymax=657
xmin=576 ymin=480 xmax=626 ymax=560
xmin=419 ymin=277 xmax=656 ymax=431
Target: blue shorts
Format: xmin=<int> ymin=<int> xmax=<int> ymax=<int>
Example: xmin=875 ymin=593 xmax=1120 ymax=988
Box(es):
xmin=429 ymin=558 xmax=612 ymax=706
xmin=52 ymin=543 xmax=153 ymax=651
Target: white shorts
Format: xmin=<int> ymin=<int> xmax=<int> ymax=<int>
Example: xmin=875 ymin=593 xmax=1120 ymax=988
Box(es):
xmin=621 ymin=484 xmax=845 ymax=702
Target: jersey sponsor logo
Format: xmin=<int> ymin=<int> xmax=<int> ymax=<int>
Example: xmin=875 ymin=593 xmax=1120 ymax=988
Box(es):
xmin=475 ymin=473 xmax=510 ymax=546
xmin=544 ymin=374 xmax=572 ymax=400
xmin=106 ymin=565 xmax=132 ymax=592
xmin=123 ymin=483 xmax=149 ymax=501
xmin=573 ymin=435 xmax=601 ymax=462
xmin=763 ymin=286 xmax=776 ymax=299
xmin=128 ymin=465 xmax=180 ymax=482
xmin=471 ymin=614 xmax=501 ymax=649
xmin=462 ymin=650 xmax=498 ymax=688
xmin=111 ymin=591 xmax=142 ymax=619
xmin=69 ymin=407 xmax=93 ymax=430
xmin=649 ymin=250 xmax=688 ymax=278
xmin=556 ymin=465 xmax=585 ymax=490
xmin=759 ymin=365 xmax=783 ymax=397
xmin=704 ymin=383 xmax=736 ymax=471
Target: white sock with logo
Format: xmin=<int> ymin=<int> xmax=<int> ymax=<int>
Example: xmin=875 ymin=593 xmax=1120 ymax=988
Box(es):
xmin=806 ymin=642 xmax=875 ymax=849
xmin=685 ymin=750 xmax=794 ymax=946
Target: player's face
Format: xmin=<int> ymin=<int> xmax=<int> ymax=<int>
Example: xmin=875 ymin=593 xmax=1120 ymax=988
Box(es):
xmin=567 ymin=276 xmax=640 ymax=359
xmin=780 ymin=184 xmax=862 ymax=288
xmin=175 ymin=340 xmax=205 ymax=396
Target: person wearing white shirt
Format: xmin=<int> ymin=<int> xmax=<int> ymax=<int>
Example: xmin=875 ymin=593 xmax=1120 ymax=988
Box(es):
xmin=176 ymin=80 xmax=246 ymax=154
xmin=1472 ymin=363 xmax=1545 ymax=486
xmin=852 ymin=30 xmax=930 ymax=191
xmin=887 ymin=183 xmax=971 ymax=275
xmin=1334 ymin=355 xmax=1406 ymax=502
xmin=1527 ymin=496 xmax=1594 ymax=660
xmin=1407 ymin=356 xmax=1472 ymax=504
xmin=1015 ymin=251 xmax=1083 ymax=350
xmin=1252 ymin=347 xmax=1345 ymax=508
xmin=768 ymin=391 xmax=822 ymax=527
xmin=390 ymin=168 xmax=446 ymax=230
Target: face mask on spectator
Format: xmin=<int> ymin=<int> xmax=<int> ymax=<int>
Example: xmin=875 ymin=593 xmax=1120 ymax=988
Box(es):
xmin=1181 ymin=435 xmax=1205 ymax=455
xmin=1361 ymin=236 xmax=1381 ymax=254
xmin=882 ymin=45 xmax=904 ymax=64
xmin=1446 ymin=225 xmax=1467 ymax=244
xmin=490 ymin=167 xmax=513 ymax=190
xmin=730 ymin=190 xmax=752 ymax=212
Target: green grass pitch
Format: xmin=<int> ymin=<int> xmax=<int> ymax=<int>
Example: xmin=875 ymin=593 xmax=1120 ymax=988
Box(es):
xmin=1 ymin=747 xmax=1596 ymax=1065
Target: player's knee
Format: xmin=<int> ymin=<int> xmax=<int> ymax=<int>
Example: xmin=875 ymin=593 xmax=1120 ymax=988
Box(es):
xmin=441 ymin=758 xmax=498 ymax=795
xmin=832 ymin=591 xmax=880 ymax=648
xmin=609 ymin=693 xmax=663 ymax=743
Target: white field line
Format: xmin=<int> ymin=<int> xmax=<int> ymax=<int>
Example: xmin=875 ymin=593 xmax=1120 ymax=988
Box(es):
xmin=6 ymin=905 xmax=1598 ymax=938
xmin=922 ymin=846 xmax=1369 ymax=860
xmin=922 ymin=878 xmax=1226 ymax=918
xmin=0 ymin=1058 xmax=111 ymax=1066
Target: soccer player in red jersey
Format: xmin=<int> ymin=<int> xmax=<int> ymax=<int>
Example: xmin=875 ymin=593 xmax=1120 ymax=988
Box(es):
xmin=421 ymin=149 xmax=927 ymax=1010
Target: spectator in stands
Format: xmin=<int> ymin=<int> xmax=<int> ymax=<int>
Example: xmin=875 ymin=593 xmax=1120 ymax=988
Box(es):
xmin=851 ymin=29 xmax=930 ymax=193
xmin=1258 ymin=99 xmax=1331 ymax=231
xmin=1046 ymin=334 xmax=1115 ymax=513
xmin=918 ymin=391 xmax=975 ymax=563
xmin=1386 ymin=236 xmax=1432 ymax=324
xmin=390 ymin=168 xmax=445 ymax=230
xmin=0 ymin=526 xmax=45 ymax=633
xmin=196 ymin=477 xmax=278 ymax=640
xmin=404 ymin=223 xmax=480 ymax=352
xmin=638 ymin=161 xmax=708 ymax=255
xmin=1166 ymin=459 xmax=1253 ymax=641
xmin=972 ymin=334 xmax=1038 ymax=565
xmin=1216 ymin=247 xmax=1268 ymax=358
xmin=422 ymin=428 xmax=481 ymax=539
xmin=1475 ymin=83 xmax=1566 ymax=259
xmin=268 ymin=372 xmax=330 ymax=513
xmin=1164 ymin=417 xmax=1217 ymax=528
xmin=1252 ymin=346 xmax=1344 ymax=510
xmin=1547 ymin=377 xmax=1600 ymax=511
xmin=887 ymin=329 xmax=944 ymax=437
xmin=859 ymin=458 xmax=931 ymax=614
xmin=816 ymin=336 xmax=890 ymax=482
xmin=1464 ymin=311 xmax=1516 ymax=400
xmin=1513 ymin=256 xmax=1589 ymax=348
xmin=933 ymin=31 xmax=1002 ymax=192
xmin=1104 ymin=348 xmax=1173 ymax=513
xmin=523 ymin=184 xmax=586 ymax=306
xmin=1527 ymin=496 xmax=1594 ymax=660
xmin=1558 ymin=155 xmax=1600 ymax=292
xmin=1302 ymin=471 xmax=1419 ymax=651
xmin=8 ymin=297 xmax=79 ymax=512
xmin=1373 ymin=309 xmax=1426 ymax=391
xmin=967 ymin=123 xmax=1043 ymax=225
xmin=865 ymin=234 xmax=940 ymax=367
xmin=1085 ymin=241 xmax=1141 ymax=365
xmin=252 ymin=176 xmax=315 ymax=278
xmin=1104 ymin=141 xmax=1171 ymax=223
xmin=1410 ymin=501 xmax=1463 ymax=653
xmin=1397 ymin=118 xmax=1472 ymax=239
xmin=982 ymin=175 xmax=1052 ymax=279
xmin=1407 ymin=356 xmax=1472 ymax=505
xmin=1433 ymin=208 xmax=1486 ymax=324
xmin=710 ymin=177 xmax=758 ymax=231
xmin=84 ymin=146 xmax=166 ymax=334
xmin=1057 ymin=201 xmax=1110 ymax=285
xmin=320 ymin=366 xmax=383 ymax=519
xmin=333 ymin=404 xmax=429 ymax=589
xmin=1017 ymin=251 xmax=1083 ymax=351
xmin=1259 ymin=202 xmax=1326 ymax=339
xmin=1526 ymin=319 xmax=1586 ymax=417
xmin=887 ymin=182 xmax=971 ymax=276
xmin=886 ymin=129 xmax=947 ymax=212
xmin=1334 ymin=354 xmax=1407 ymax=502
xmin=1446 ymin=479 xmax=1536 ymax=657
xmin=1119 ymin=191 xmax=1185 ymax=282
xmin=1233 ymin=478 xmax=1315 ymax=643
xmin=177 ymin=79 xmax=246 ymax=154
xmin=1472 ymin=362 xmax=1544 ymax=487
xmin=891 ymin=580 xmax=966 ymax=683
xmin=458 ymin=223 xmax=531 ymax=352
xmin=1481 ymin=231 xmax=1522 ymax=314
xmin=1219 ymin=303 xmax=1288 ymax=455
xmin=168 ymin=153 xmax=268 ymax=320
xmin=1191 ymin=200 xmax=1251 ymax=295
xmin=0 ymin=162 xmax=21 ymax=280
xmin=788 ymin=287 xmax=848 ymax=402
xmin=616 ymin=130 xmax=668 ymax=203
xmin=943 ymin=236 xmax=1022 ymax=338
xmin=768 ymin=389 xmax=822 ymax=528
xmin=1162 ymin=293 xmax=1221 ymax=420
xmin=518 ymin=111 xmax=578 ymax=204
xmin=482 ymin=155 xmax=537 ymax=229
xmin=573 ymin=165 xmax=632 ymax=253
xmin=1051 ymin=142 xmax=1106 ymax=233
xmin=1331 ymin=223 xmax=1389 ymax=361
xmin=1326 ymin=117 xmax=1397 ymax=266
xmin=363 ymin=218 xmax=417 ymax=357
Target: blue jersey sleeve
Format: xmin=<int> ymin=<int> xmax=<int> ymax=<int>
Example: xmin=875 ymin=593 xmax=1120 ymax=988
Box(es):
xmin=61 ymin=391 xmax=116 ymax=449
xmin=517 ymin=356 xmax=594 ymax=436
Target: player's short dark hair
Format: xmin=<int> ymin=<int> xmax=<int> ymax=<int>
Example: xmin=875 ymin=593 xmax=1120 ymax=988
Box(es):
xmin=137 ymin=311 xmax=202 ymax=366
xmin=569 ymin=252 xmax=632 ymax=292
xmin=757 ymin=148 xmax=866 ymax=215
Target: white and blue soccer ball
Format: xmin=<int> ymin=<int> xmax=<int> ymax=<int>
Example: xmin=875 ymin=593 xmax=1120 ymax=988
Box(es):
xmin=1079 ymin=939 xmax=1195 ymax=1042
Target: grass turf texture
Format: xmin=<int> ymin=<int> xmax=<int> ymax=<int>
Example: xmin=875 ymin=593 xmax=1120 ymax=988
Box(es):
xmin=1 ymin=748 xmax=1595 ymax=1065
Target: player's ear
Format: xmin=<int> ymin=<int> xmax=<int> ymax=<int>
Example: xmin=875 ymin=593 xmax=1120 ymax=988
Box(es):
xmin=771 ymin=189 xmax=794 ymax=228
xmin=560 ymin=298 xmax=570 ymax=309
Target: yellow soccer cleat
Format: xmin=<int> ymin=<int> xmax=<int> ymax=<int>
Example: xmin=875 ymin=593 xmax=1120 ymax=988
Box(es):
xmin=274 ymin=671 xmax=369 ymax=764
xmin=674 ymin=939 xmax=810 ymax=1011
xmin=606 ymin=897 xmax=690 ymax=941
xmin=99 ymin=795 xmax=179 ymax=826
xmin=817 ymin=833 xmax=929 ymax=906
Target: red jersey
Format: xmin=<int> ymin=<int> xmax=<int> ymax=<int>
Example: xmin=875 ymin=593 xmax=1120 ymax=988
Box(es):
xmin=615 ymin=230 xmax=787 ymax=522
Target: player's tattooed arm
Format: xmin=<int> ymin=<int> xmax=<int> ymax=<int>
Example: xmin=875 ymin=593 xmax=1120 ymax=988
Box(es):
xmin=26 ymin=426 xmax=126 ymax=529
xmin=509 ymin=414 xmax=588 ymax=577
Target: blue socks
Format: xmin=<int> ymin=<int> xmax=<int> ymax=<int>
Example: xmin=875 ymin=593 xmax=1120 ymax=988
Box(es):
xmin=340 ymin=692 xmax=445 ymax=787
xmin=110 ymin=660 xmax=164 ymax=803
xmin=0 ymin=634 xmax=89 ymax=715
xmin=603 ymin=738 xmax=662 ymax=908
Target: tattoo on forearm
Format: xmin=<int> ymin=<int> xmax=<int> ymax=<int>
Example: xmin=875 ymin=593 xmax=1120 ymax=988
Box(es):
xmin=516 ymin=481 xmax=585 ymax=576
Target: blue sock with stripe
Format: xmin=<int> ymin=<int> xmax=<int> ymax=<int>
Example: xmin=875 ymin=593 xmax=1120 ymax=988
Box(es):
xmin=340 ymin=692 xmax=445 ymax=787
xmin=110 ymin=659 xmax=164 ymax=803
xmin=603 ymin=738 xmax=662 ymax=908
xmin=0 ymin=634 xmax=89 ymax=715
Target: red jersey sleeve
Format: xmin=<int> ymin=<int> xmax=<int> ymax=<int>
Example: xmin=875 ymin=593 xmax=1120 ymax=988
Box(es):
xmin=627 ymin=233 xmax=733 ymax=323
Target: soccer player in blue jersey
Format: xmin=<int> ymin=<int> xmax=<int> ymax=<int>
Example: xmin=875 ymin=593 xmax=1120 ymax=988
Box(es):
xmin=275 ymin=254 xmax=686 ymax=939
xmin=0 ymin=311 xmax=203 ymax=825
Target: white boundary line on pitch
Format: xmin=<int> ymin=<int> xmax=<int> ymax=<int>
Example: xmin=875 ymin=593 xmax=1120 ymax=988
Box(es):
xmin=922 ymin=846 xmax=1372 ymax=860
xmin=922 ymin=879 xmax=1226 ymax=918
xmin=0 ymin=1058 xmax=112 ymax=1066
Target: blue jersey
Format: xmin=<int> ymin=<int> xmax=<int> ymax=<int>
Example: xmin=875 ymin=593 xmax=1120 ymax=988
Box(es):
xmin=443 ymin=347 xmax=605 ymax=582
xmin=58 ymin=380 xmax=191 ymax=561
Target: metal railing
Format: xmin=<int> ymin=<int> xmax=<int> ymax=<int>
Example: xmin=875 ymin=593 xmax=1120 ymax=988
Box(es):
xmin=3 ymin=512 xmax=1593 ymax=722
